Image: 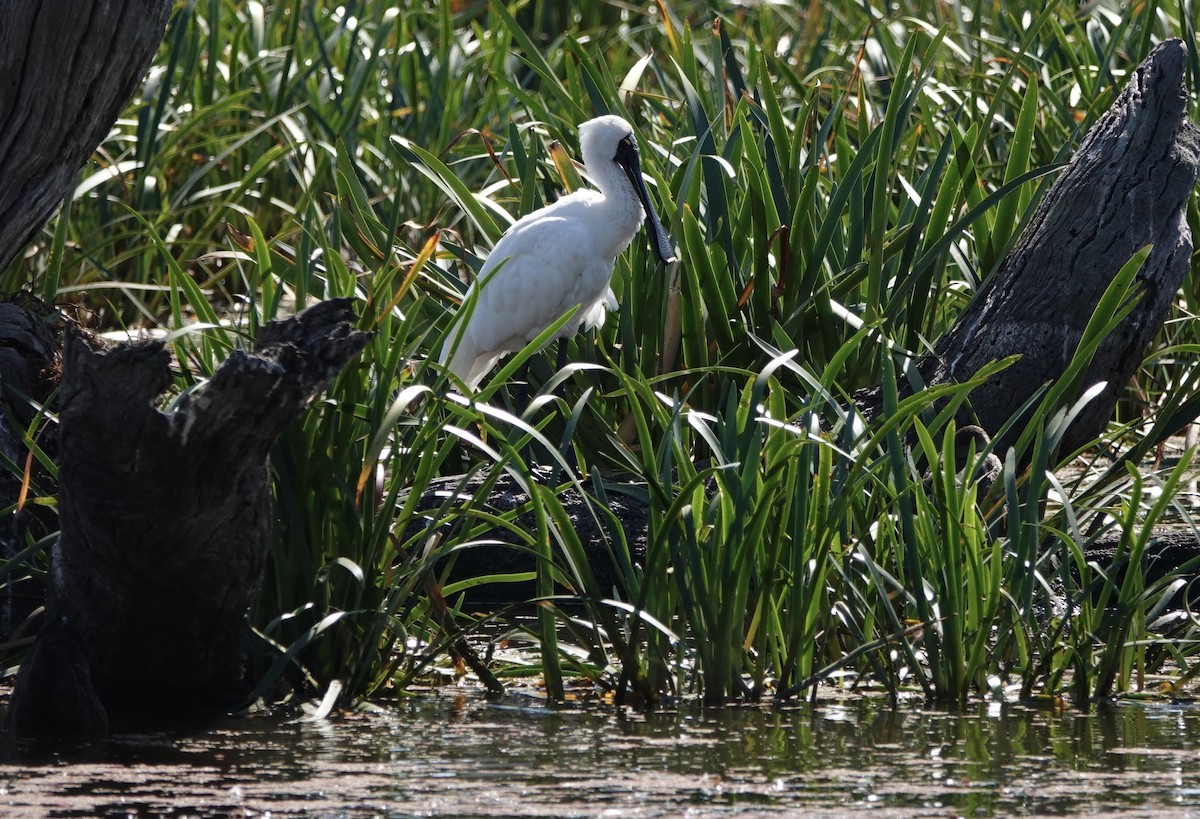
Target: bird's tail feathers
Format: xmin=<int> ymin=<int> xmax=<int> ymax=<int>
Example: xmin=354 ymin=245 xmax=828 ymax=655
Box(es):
xmin=439 ymin=332 xmax=498 ymax=390
xmin=579 ymin=288 xmax=618 ymax=332
xmin=455 ymin=351 xmax=501 ymax=391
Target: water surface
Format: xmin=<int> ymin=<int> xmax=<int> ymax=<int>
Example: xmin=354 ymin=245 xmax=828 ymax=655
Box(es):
xmin=3 ymin=692 xmax=1200 ymax=817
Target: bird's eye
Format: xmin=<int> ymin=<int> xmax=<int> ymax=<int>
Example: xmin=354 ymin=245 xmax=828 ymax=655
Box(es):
xmin=621 ymin=135 xmax=634 ymax=148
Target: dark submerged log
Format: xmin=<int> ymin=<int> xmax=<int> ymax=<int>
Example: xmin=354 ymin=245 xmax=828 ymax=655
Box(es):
xmin=860 ymin=38 xmax=1200 ymax=456
xmin=415 ymin=468 xmax=650 ymax=605
xmin=1082 ymin=527 xmax=1200 ymax=597
xmin=0 ymin=0 xmax=173 ymax=272
xmin=6 ymin=299 xmax=370 ymax=733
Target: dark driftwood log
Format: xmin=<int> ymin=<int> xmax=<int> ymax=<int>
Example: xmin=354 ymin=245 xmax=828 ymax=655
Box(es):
xmin=415 ymin=468 xmax=650 ymax=605
xmin=6 ymin=299 xmax=370 ymax=734
xmin=1083 ymin=528 xmax=1200 ymax=597
xmin=0 ymin=0 xmax=172 ymax=272
xmin=882 ymin=39 xmax=1200 ymax=455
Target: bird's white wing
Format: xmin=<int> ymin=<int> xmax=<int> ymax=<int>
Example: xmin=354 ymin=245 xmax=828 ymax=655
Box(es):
xmin=464 ymin=212 xmax=613 ymax=354
xmin=440 ymin=193 xmax=619 ymax=388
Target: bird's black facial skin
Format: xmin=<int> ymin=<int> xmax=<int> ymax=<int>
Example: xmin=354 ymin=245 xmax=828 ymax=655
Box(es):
xmin=613 ymin=134 xmax=677 ymax=265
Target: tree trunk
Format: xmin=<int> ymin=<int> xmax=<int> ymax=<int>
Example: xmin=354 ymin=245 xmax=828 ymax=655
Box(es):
xmin=902 ymin=38 xmax=1200 ymax=454
xmin=6 ymin=300 xmax=370 ymax=734
xmin=0 ymin=0 xmax=173 ymax=273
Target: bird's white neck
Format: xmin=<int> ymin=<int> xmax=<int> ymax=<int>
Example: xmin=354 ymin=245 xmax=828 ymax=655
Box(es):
xmin=587 ymin=159 xmax=645 ymax=253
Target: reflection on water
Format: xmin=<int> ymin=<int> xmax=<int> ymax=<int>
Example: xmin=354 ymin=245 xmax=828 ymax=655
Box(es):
xmin=2 ymin=693 xmax=1200 ymax=817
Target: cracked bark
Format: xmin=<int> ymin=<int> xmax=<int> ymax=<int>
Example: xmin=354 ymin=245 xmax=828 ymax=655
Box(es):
xmin=0 ymin=0 xmax=171 ymax=273
xmin=861 ymin=39 xmax=1200 ymax=456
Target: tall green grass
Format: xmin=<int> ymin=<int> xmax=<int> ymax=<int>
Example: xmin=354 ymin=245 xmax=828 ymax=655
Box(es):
xmin=2 ymin=0 xmax=1199 ymax=710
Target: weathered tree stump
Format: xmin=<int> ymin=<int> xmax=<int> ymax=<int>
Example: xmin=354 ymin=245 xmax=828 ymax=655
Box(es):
xmin=887 ymin=38 xmax=1200 ymax=455
xmin=0 ymin=0 xmax=173 ymax=273
xmin=6 ymin=300 xmax=370 ymax=734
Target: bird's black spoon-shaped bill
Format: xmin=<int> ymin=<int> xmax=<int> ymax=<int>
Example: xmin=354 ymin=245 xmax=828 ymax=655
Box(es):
xmin=615 ymin=137 xmax=678 ymax=265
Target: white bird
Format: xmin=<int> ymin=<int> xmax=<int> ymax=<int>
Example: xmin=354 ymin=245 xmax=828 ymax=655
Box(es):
xmin=440 ymin=114 xmax=676 ymax=390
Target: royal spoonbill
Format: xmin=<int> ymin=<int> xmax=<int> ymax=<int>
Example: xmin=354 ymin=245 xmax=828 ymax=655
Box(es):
xmin=440 ymin=115 xmax=676 ymax=390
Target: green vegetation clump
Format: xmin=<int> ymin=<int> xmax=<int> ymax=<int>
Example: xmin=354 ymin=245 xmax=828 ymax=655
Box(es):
xmin=5 ymin=0 xmax=1200 ymax=709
